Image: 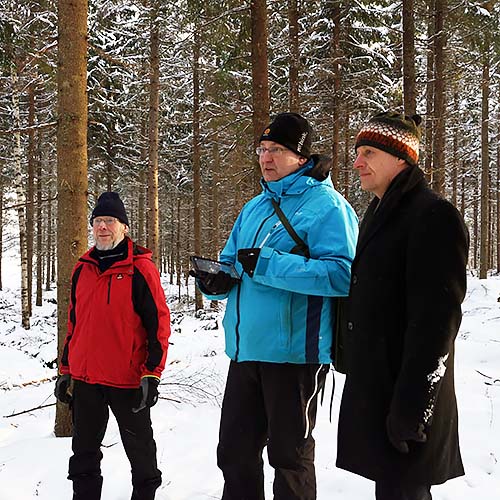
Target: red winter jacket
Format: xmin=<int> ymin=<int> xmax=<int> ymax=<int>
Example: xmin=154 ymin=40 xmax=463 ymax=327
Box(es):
xmin=60 ymin=238 xmax=171 ymax=388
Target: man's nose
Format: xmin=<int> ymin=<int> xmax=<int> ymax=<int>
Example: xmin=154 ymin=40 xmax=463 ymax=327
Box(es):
xmin=353 ymin=154 xmax=364 ymax=169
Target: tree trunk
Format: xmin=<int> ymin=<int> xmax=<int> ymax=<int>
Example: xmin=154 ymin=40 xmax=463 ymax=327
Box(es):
xmin=431 ymin=0 xmax=446 ymax=195
xmin=45 ymin=178 xmax=53 ymax=291
xmin=479 ymin=44 xmax=490 ymax=279
xmin=27 ymin=84 xmax=36 ymax=316
xmin=36 ymin=131 xmax=43 ymax=307
xmin=497 ymin=107 xmax=500 ymax=274
xmin=0 ymin=178 xmax=3 ymax=291
xmin=147 ymin=0 xmax=160 ymax=266
xmin=424 ymin=0 xmax=435 ymax=183
xmin=250 ymin=0 xmax=270 ymax=190
xmin=343 ymin=103 xmax=351 ymax=200
xmin=451 ymin=90 xmax=458 ymax=207
xmin=11 ymin=66 xmax=30 ymax=330
xmin=473 ymin=176 xmax=479 ymax=270
xmin=288 ymin=0 xmax=299 ymax=112
xmin=192 ymin=17 xmax=203 ymax=310
xmin=330 ymin=2 xmax=341 ymax=187
xmin=402 ymin=0 xmax=417 ymax=115
xmin=55 ymin=0 xmax=89 ymax=438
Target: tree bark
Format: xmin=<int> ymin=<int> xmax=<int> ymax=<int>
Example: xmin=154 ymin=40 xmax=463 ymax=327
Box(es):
xmin=36 ymin=131 xmax=43 ymax=307
xmin=451 ymin=89 xmax=458 ymax=207
xmin=192 ymin=17 xmax=203 ymax=310
xmin=250 ymin=0 xmax=270 ymax=190
xmin=0 ymin=178 xmax=3 ymax=291
xmin=45 ymin=178 xmax=53 ymax=292
xmin=55 ymin=0 xmax=89 ymax=437
xmin=11 ymin=66 xmax=30 ymax=330
xmin=431 ymin=0 xmax=446 ymax=195
xmin=497 ymin=106 xmax=500 ymax=274
xmin=330 ymin=2 xmax=342 ymax=187
xmin=402 ymin=0 xmax=417 ymax=115
xmin=424 ymin=0 xmax=435 ymax=183
xmin=147 ymin=0 xmax=160 ymax=266
xmin=27 ymin=84 xmax=36 ymax=316
xmin=288 ymin=0 xmax=300 ymax=112
xmin=479 ymin=42 xmax=490 ymax=279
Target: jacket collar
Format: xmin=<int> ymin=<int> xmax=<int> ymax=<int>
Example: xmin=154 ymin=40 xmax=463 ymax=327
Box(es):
xmin=79 ymin=237 xmax=151 ymax=273
xmin=261 ymin=156 xmax=333 ymax=200
xmin=355 ymin=165 xmax=426 ymax=259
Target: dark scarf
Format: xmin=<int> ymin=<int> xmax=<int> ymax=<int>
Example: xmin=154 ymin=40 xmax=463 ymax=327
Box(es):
xmin=91 ymin=237 xmax=128 ymax=273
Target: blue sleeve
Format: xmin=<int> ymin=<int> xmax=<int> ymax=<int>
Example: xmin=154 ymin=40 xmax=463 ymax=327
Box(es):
xmin=252 ymin=200 xmax=358 ymax=297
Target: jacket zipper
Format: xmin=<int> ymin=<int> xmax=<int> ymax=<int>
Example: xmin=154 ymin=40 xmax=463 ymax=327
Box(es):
xmin=234 ymin=284 xmax=242 ymax=361
xmin=235 ymin=209 xmax=276 ymax=361
xmin=107 ymin=276 xmax=112 ymax=304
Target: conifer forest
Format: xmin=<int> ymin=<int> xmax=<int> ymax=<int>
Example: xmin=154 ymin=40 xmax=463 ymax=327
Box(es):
xmin=1 ymin=0 xmax=500 ymax=333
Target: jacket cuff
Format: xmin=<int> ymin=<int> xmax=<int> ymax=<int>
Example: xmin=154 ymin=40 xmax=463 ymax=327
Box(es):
xmin=254 ymin=246 xmax=273 ymax=276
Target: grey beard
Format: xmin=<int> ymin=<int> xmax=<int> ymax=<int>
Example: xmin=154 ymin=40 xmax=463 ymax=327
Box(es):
xmin=95 ymin=235 xmax=125 ymax=251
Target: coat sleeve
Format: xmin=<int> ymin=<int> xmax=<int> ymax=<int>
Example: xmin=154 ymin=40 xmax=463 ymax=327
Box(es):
xmin=252 ymin=200 xmax=358 ymax=297
xmin=389 ymin=199 xmax=469 ymax=430
xmin=132 ymin=261 xmax=171 ymax=379
xmin=59 ymin=263 xmax=84 ymax=375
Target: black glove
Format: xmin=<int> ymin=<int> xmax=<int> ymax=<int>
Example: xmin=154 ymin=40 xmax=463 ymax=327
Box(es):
xmin=54 ymin=374 xmax=72 ymax=404
xmin=237 ymin=248 xmax=261 ymax=277
xmin=132 ymin=376 xmax=160 ymax=413
xmin=386 ymin=414 xmax=427 ymax=454
xmin=191 ymin=269 xmax=235 ymax=295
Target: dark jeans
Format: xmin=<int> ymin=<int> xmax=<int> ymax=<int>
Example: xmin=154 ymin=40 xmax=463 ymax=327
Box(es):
xmin=217 ymin=361 xmax=329 ymax=500
xmin=375 ymin=480 xmax=432 ymax=500
xmin=68 ymin=380 xmax=161 ymax=500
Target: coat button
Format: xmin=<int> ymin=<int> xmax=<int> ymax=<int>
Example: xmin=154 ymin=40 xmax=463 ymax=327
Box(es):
xmin=352 ymin=274 xmax=358 ymax=285
xmin=347 ymin=321 xmax=354 ymax=331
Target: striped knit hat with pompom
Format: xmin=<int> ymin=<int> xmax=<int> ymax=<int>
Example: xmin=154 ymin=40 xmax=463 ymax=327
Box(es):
xmin=355 ymin=111 xmax=422 ymax=167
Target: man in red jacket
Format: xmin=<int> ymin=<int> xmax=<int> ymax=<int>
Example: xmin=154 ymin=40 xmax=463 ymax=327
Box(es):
xmin=55 ymin=192 xmax=171 ymax=500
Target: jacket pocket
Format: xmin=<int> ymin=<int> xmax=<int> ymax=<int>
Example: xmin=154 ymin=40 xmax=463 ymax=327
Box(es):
xmin=279 ymin=292 xmax=292 ymax=349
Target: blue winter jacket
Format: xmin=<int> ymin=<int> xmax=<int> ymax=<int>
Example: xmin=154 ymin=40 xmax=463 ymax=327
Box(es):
xmin=204 ymin=156 xmax=358 ymax=364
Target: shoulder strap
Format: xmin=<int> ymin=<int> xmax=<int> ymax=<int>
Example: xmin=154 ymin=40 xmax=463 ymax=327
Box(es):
xmin=271 ymin=198 xmax=310 ymax=258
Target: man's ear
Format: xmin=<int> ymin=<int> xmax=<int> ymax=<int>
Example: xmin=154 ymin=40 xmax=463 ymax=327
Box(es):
xmin=124 ymin=224 xmax=129 ymax=234
xmin=298 ymin=156 xmax=308 ymax=166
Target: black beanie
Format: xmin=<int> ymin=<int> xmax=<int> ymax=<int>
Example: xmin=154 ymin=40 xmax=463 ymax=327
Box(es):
xmin=259 ymin=112 xmax=313 ymax=159
xmin=90 ymin=192 xmax=129 ymax=225
xmin=355 ymin=111 xmax=422 ymax=167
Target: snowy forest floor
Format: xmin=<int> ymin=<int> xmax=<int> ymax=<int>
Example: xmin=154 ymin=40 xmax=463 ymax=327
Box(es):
xmin=1 ymin=262 xmax=500 ymax=499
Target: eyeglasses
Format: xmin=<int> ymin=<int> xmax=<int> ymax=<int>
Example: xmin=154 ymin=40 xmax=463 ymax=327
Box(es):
xmin=93 ymin=217 xmax=119 ymax=227
xmin=255 ymin=146 xmax=287 ymax=156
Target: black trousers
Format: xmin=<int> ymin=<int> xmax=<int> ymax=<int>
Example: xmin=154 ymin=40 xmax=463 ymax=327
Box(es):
xmin=375 ymin=480 xmax=432 ymax=500
xmin=217 ymin=361 xmax=329 ymax=500
xmin=68 ymin=380 xmax=161 ymax=500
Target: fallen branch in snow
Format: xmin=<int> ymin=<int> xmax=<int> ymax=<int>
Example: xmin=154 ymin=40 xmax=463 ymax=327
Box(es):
xmin=160 ymin=366 xmax=224 ymax=407
xmin=0 ymin=375 xmax=57 ymax=390
xmin=3 ymin=402 xmax=55 ymax=418
xmin=476 ymin=370 xmax=500 ymax=386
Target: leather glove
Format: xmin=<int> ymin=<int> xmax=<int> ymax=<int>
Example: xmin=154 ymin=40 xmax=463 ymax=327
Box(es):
xmin=237 ymin=248 xmax=261 ymax=277
xmin=191 ymin=269 xmax=235 ymax=295
xmin=54 ymin=374 xmax=72 ymax=404
xmin=386 ymin=414 xmax=427 ymax=454
xmin=132 ymin=376 xmax=160 ymax=413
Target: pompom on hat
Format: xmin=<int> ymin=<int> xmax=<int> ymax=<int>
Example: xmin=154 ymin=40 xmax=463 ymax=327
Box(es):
xmin=90 ymin=192 xmax=129 ymax=226
xmin=260 ymin=112 xmax=313 ymax=159
xmin=355 ymin=111 xmax=422 ymax=167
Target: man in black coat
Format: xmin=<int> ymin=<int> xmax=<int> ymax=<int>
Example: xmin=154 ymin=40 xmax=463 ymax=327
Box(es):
xmin=336 ymin=111 xmax=469 ymax=500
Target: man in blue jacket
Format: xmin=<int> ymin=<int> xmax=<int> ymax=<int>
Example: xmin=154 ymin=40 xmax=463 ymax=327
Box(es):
xmin=195 ymin=113 xmax=358 ymax=500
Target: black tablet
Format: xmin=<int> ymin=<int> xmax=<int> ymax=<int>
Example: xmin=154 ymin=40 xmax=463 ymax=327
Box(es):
xmin=190 ymin=256 xmax=241 ymax=281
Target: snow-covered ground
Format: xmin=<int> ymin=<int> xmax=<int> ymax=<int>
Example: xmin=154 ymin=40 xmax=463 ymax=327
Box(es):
xmin=1 ymin=254 xmax=500 ymax=499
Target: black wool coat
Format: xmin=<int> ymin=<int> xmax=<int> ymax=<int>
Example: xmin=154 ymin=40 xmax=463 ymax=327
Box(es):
xmin=336 ymin=165 xmax=469 ymax=485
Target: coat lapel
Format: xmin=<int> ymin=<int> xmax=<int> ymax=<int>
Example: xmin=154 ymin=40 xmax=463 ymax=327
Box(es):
xmin=355 ymin=166 xmax=426 ymax=261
